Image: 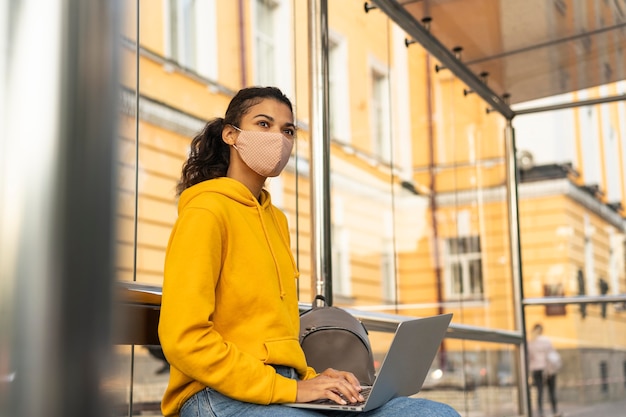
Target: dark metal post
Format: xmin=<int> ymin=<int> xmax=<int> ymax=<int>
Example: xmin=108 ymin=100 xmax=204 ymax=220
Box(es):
xmin=0 ymin=1 xmax=120 ymax=416
xmin=307 ymin=0 xmax=333 ymax=304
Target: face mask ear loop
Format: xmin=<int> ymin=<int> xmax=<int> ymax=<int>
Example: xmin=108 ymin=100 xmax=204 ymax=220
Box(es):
xmin=230 ymin=125 xmax=241 ymax=150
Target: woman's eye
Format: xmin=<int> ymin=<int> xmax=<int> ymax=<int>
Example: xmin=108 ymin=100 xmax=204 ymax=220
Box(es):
xmin=283 ymin=128 xmax=295 ymax=137
xmin=258 ymin=121 xmax=269 ymax=128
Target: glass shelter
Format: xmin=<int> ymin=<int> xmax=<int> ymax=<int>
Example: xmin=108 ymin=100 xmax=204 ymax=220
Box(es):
xmin=1 ymin=1 xmax=625 ymax=417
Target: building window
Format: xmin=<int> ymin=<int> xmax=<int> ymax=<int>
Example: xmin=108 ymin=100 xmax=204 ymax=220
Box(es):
xmin=381 ymin=242 xmax=397 ymax=303
xmin=332 ymin=198 xmax=351 ymax=297
xmin=254 ymin=0 xmax=277 ymax=85
xmin=251 ymin=0 xmax=293 ymax=93
xmin=166 ymin=0 xmax=217 ymax=79
xmin=623 ymin=238 xmax=626 ymax=277
xmin=328 ymin=34 xmax=351 ymax=143
xmin=544 ymin=283 xmax=566 ymax=316
xmin=584 ymin=214 xmax=596 ymax=296
xmin=381 ymin=211 xmax=396 ymax=303
xmin=370 ymin=66 xmax=391 ymax=162
xmin=331 ymin=224 xmax=351 ymax=297
xmin=445 ymin=236 xmax=484 ymax=300
xmin=600 ymin=361 xmax=609 ymax=393
xmin=577 ymin=268 xmax=587 ymax=318
xmin=168 ymin=0 xmax=197 ymax=69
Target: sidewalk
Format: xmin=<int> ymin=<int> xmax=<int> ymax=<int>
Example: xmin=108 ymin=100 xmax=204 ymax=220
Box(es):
xmin=556 ymin=398 xmax=626 ymax=417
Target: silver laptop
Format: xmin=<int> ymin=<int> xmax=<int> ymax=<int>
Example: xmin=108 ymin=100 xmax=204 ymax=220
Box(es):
xmin=284 ymin=313 xmax=453 ymax=412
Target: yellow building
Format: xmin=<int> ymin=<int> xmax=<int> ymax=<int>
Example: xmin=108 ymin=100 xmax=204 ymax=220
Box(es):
xmin=5 ymin=0 xmax=626 ymax=416
xmin=117 ymin=0 xmax=626 ymax=413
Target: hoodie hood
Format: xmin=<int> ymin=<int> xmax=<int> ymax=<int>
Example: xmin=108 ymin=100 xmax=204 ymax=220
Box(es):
xmin=179 ymin=177 xmax=262 ymax=213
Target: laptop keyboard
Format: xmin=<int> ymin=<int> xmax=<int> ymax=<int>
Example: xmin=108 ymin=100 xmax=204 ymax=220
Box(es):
xmin=357 ymin=386 xmax=372 ymax=404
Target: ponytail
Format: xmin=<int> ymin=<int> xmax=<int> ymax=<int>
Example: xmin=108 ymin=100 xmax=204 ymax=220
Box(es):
xmin=177 ymin=117 xmax=230 ymax=195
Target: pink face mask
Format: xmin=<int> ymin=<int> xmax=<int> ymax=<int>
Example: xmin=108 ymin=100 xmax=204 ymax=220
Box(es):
xmin=231 ymin=126 xmax=294 ymax=177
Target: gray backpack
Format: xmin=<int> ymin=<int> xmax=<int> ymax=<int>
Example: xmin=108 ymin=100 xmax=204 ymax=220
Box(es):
xmin=299 ymin=295 xmax=376 ymax=385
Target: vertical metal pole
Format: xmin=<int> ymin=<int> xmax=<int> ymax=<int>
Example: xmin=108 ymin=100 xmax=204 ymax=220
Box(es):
xmin=504 ymin=120 xmax=531 ymax=417
xmin=0 ymin=1 xmax=120 ymax=416
xmin=307 ymin=0 xmax=333 ymax=305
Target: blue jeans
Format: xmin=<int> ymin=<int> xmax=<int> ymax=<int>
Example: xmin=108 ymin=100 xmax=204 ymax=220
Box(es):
xmin=180 ymin=366 xmax=460 ymax=417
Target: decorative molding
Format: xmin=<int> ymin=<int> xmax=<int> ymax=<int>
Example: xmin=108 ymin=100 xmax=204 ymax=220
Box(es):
xmin=436 ymin=178 xmax=625 ymax=230
xmin=120 ymin=88 xmax=206 ymax=138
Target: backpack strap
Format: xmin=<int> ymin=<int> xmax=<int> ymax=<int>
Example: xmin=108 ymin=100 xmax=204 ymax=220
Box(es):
xmin=313 ymin=294 xmax=326 ymax=308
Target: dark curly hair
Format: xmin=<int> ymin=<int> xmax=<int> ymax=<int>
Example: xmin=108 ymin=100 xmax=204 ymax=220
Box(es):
xmin=176 ymin=86 xmax=293 ymax=195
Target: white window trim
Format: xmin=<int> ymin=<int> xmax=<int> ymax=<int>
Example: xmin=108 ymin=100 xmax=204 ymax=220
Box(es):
xmin=332 ymin=196 xmax=352 ymax=296
xmin=584 ymin=214 xmax=597 ymax=296
xmin=578 ymin=89 xmax=603 ymax=188
xmin=250 ymin=0 xmax=294 ymax=97
xmin=195 ymin=0 xmax=218 ymax=80
xmin=369 ymin=55 xmax=391 ymax=162
xmin=162 ymin=0 xmax=218 ymax=80
xmin=391 ymin=24 xmax=412 ymax=181
xmin=328 ymin=30 xmax=351 ymax=144
xmin=381 ymin=210 xmax=396 ymax=303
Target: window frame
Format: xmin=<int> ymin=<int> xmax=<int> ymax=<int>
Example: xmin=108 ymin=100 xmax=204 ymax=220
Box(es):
xmin=369 ymin=58 xmax=391 ymax=162
xmin=250 ymin=0 xmax=294 ymax=95
xmin=164 ymin=0 xmax=218 ymax=79
xmin=328 ymin=31 xmax=351 ymax=144
xmin=444 ymin=236 xmax=485 ymax=300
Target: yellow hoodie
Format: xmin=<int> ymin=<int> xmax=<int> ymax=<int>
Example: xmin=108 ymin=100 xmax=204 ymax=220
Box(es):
xmin=158 ymin=178 xmax=317 ymax=416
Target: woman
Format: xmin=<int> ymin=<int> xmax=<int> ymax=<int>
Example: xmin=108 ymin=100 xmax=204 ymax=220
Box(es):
xmin=158 ymin=86 xmax=460 ymax=417
xmin=527 ymin=323 xmax=561 ymax=417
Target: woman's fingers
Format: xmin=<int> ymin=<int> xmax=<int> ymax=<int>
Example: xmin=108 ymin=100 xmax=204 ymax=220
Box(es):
xmin=295 ymin=374 xmax=365 ymax=404
xmin=321 ymin=368 xmax=362 ymax=392
xmin=341 ymin=370 xmax=361 ymax=387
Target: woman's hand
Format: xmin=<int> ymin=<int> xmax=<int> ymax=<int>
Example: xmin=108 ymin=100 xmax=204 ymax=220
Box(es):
xmin=295 ymin=368 xmax=364 ymax=405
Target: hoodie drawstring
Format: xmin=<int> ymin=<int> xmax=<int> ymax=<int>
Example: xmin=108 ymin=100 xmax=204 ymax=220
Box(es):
xmin=269 ymin=207 xmax=300 ymax=280
xmin=257 ymin=204 xmax=298 ymax=299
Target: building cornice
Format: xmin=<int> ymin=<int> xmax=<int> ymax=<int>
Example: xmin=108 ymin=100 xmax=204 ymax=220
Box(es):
xmin=436 ymin=178 xmax=625 ymax=231
xmin=117 ymin=85 xmax=624 ymax=231
xmin=120 ymin=87 xmax=206 ymax=138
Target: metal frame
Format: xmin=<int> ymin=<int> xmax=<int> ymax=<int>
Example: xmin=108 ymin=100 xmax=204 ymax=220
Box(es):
xmin=370 ymin=0 xmax=515 ymax=119
xmin=308 ymin=0 xmax=334 ymax=304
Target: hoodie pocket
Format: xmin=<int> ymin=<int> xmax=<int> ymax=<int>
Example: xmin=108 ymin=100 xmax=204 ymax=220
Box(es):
xmin=263 ymin=337 xmax=305 ymax=365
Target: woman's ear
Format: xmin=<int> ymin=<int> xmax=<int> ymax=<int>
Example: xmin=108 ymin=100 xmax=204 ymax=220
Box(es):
xmin=222 ymin=124 xmax=237 ymax=145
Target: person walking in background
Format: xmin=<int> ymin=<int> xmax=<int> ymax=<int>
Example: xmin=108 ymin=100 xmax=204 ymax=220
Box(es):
xmin=158 ymin=86 xmax=461 ymax=417
xmin=528 ymin=323 xmax=562 ymax=417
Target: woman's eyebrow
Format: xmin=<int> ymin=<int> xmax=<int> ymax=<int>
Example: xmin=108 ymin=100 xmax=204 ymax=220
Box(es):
xmin=253 ymin=113 xmax=296 ymax=129
xmin=253 ymin=113 xmax=274 ymax=121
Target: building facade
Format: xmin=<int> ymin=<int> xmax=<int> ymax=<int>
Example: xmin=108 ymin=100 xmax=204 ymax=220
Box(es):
xmin=110 ymin=0 xmax=626 ymax=415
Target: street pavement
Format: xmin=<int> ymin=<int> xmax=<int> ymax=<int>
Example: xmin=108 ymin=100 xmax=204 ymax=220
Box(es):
xmin=546 ymin=398 xmax=626 ymax=417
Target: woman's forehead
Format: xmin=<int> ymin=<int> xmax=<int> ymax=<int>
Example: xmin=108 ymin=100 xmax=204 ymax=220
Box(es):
xmin=244 ymin=99 xmax=293 ymax=123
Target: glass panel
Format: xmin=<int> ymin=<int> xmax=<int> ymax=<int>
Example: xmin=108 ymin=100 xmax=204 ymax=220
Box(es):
xmin=516 ymin=86 xmax=626 ymax=415
xmin=524 ymin=305 xmax=626 ymax=415
xmin=106 ymin=345 xmax=169 ymax=416
xmin=397 ymin=0 xmax=626 ymax=105
xmin=109 ymin=1 xmax=626 ymax=417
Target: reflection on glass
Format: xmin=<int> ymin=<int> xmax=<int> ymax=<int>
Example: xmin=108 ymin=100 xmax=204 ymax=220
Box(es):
xmin=105 ymin=345 xmax=169 ymax=416
xmin=109 ymin=1 xmax=626 ymax=416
